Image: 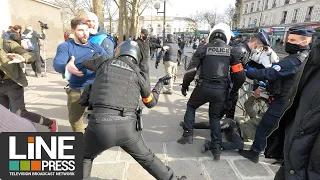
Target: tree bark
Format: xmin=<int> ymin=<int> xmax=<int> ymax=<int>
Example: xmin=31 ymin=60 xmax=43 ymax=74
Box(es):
xmin=118 ymin=0 xmax=125 ymax=44
xmin=135 ymin=16 xmax=140 ymax=37
xmin=92 ymin=0 xmax=104 ymax=28
xmin=130 ymin=0 xmax=138 ymax=38
xmin=124 ymin=2 xmax=129 ymax=40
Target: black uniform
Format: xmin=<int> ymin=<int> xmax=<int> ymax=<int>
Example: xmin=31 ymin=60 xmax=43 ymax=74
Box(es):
xmin=221 ymin=43 xmax=250 ymax=119
xmin=178 ymin=38 xmax=245 ymax=156
xmin=81 ymin=41 xmax=185 ymax=180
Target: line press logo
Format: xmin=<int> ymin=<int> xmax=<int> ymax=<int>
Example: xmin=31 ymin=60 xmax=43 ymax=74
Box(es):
xmin=0 ymin=132 xmax=83 ymax=180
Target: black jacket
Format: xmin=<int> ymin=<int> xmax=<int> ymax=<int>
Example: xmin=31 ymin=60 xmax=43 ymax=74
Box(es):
xmin=163 ymin=40 xmax=179 ymax=63
xmin=266 ymin=36 xmax=320 ymax=180
xmin=81 ymin=56 xmax=165 ymax=111
xmin=136 ymin=38 xmax=162 ymax=74
xmin=182 ymin=39 xmax=245 ymax=89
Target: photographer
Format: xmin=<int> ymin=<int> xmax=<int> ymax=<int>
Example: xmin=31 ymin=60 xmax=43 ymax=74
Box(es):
xmin=22 ymin=25 xmax=46 ymax=77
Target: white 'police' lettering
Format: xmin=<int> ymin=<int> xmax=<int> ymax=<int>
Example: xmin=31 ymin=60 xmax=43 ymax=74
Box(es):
xmin=111 ymin=60 xmax=134 ymax=71
xmin=206 ymin=47 xmax=231 ymax=56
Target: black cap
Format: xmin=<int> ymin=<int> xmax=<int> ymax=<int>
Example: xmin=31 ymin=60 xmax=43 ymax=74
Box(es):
xmin=289 ymin=26 xmax=315 ymax=37
xmin=258 ymin=30 xmax=270 ymax=46
xmin=141 ymin=29 xmax=148 ymax=35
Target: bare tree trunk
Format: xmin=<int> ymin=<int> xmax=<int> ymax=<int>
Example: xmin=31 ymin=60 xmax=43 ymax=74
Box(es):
xmin=124 ymin=3 xmax=129 ymax=40
xmin=118 ymin=0 xmax=125 ymax=44
xmin=130 ymin=0 xmax=138 ymax=38
xmin=135 ymin=16 xmax=140 ymax=37
xmin=92 ymin=0 xmax=104 ymax=27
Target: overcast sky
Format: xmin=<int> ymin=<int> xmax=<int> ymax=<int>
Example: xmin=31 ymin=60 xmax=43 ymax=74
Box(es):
xmin=143 ymin=0 xmax=236 ymax=17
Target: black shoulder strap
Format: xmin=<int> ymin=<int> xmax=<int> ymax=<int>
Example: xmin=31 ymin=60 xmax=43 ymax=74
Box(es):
xmin=2 ymin=39 xmax=9 ymax=53
xmin=289 ymin=52 xmax=308 ymax=63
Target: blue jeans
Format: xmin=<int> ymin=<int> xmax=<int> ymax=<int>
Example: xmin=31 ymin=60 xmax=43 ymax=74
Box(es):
xmin=251 ymin=98 xmax=284 ymax=152
xmin=151 ymin=49 xmax=158 ymax=59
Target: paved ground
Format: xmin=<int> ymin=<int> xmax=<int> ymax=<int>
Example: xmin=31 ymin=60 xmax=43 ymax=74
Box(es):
xmin=25 ymin=47 xmax=280 ymax=180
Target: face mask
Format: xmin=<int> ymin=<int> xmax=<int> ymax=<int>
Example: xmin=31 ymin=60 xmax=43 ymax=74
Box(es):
xmin=252 ymin=48 xmax=261 ymax=54
xmin=285 ymin=41 xmax=309 ymax=54
xmin=142 ymin=35 xmax=148 ymax=40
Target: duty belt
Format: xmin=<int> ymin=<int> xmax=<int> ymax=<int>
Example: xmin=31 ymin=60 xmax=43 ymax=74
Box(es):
xmin=92 ymin=107 xmax=137 ymax=117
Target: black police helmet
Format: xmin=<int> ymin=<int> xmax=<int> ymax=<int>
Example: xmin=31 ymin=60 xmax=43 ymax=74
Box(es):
xmin=114 ymin=40 xmax=142 ymax=64
xmin=231 ymin=45 xmax=249 ymax=62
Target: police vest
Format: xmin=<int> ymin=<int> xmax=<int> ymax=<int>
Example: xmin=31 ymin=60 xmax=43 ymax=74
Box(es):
xmin=268 ymin=53 xmax=307 ymax=98
xmin=200 ymin=40 xmax=231 ymax=82
xmin=89 ymin=57 xmax=141 ymax=112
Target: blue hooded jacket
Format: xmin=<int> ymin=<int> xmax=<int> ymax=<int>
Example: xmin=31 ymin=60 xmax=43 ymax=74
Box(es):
xmin=88 ymin=26 xmax=114 ymax=57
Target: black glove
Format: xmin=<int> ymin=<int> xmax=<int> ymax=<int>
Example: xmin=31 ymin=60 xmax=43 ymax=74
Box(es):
xmin=155 ymin=62 xmax=159 ymax=69
xmin=159 ymin=75 xmax=171 ymax=85
xmin=180 ymin=84 xmax=188 ymax=96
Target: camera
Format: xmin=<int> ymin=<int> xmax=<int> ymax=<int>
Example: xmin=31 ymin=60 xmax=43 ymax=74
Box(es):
xmin=39 ymin=21 xmax=49 ymax=30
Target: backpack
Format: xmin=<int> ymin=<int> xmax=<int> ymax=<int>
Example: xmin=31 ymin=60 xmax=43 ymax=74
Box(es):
xmin=21 ymin=39 xmax=35 ymax=51
xmin=2 ymin=39 xmax=9 ymax=53
xmin=88 ymin=34 xmax=108 ymax=45
xmin=1 ymin=32 xmax=11 ymax=40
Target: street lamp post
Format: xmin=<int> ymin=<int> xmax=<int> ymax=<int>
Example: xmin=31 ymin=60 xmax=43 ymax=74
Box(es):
xmin=154 ymin=0 xmax=166 ymax=44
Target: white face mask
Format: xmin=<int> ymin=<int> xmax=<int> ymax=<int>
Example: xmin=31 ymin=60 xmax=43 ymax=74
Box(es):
xmin=252 ymin=48 xmax=261 ymax=54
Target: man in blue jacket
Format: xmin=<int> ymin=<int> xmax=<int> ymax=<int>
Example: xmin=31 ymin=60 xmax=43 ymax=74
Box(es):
xmin=53 ymin=17 xmax=106 ymax=133
xmin=80 ymin=11 xmax=114 ymax=57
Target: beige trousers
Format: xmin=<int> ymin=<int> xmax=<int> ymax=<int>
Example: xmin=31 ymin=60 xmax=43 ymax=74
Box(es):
xmin=164 ymin=61 xmax=178 ymax=91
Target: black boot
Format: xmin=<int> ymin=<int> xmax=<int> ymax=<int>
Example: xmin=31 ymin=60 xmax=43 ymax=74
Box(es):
xmin=211 ymin=146 xmax=221 ymax=161
xmin=177 ymin=132 xmax=193 ymax=145
xmin=201 ymin=140 xmax=210 ymax=153
xmin=239 ymin=149 xmax=259 ymax=163
xmin=211 ymin=149 xmax=221 ymax=161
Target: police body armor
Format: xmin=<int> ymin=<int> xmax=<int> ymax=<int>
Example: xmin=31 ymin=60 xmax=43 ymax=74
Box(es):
xmin=89 ymin=57 xmax=141 ymax=114
xmin=200 ymin=39 xmax=231 ymax=83
xmin=267 ymin=52 xmax=307 ymax=98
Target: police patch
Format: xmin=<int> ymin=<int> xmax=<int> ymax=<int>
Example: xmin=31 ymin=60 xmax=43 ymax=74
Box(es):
xmin=272 ymin=64 xmax=281 ymax=71
xmin=206 ymin=47 xmax=230 ymax=56
xmin=111 ymin=59 xmax=134 ymax=71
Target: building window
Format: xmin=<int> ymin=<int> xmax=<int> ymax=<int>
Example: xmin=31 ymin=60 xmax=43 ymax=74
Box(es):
xmin=251 ymin=2 xmax=254 ymax=12
xmin=264 ymin=0 xmax=268 ymax=10
xmin=284 ymin=0 xmax=290 ymax=5
xmin=244 ymin=4 xmax=249 ymax=14
xmin=248 ymin=17 xmax=251 ymax=27
xmin=166 ymin=24 xmax=171 ymax=34
xmin=281 ymin=11 xmax=287 ymax=24
xmin=272 ymin=0 xmax=276 ymax=8
xmin=270 ymin=14 xmax=274 ymax=25
xmin=292 ymin=9 xmax=298 ymax=23
xmin=157 ymin=24 xmax=162 ymax=34
xmin=257 ymin=1 xmax=260 ymax=11
xmin=263 ymin=15 xmax=268 ymax=26
xmin=305 ymin=6 xmax=313 ymax=22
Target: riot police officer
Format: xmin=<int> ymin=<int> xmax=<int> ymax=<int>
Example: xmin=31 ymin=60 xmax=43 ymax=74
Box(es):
xmin=239 ymin=26 xmax=315 ymax=163
xmin=81 ymin=41 xmax=187 ymax=180
xmin=222 ymin=30 xmax=270 ymax=119
xmin=176 ymin=23 xmax=246 ymax=160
